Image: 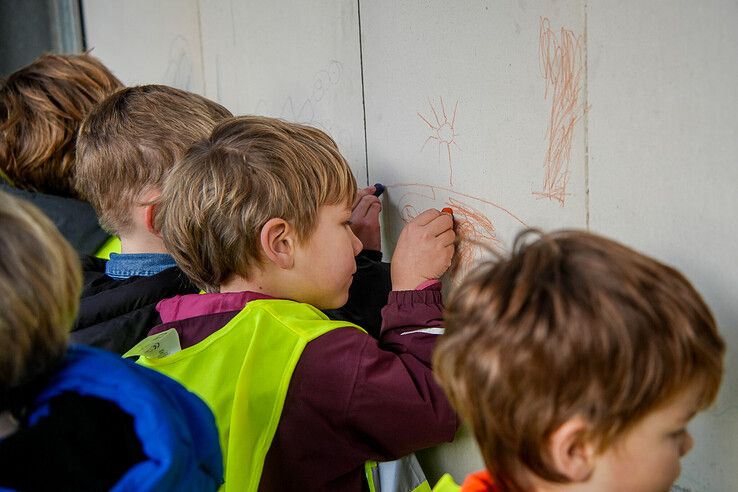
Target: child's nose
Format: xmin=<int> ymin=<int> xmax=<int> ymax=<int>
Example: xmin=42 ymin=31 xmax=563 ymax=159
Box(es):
xmin=351 ymin=231 xmax=363 ymax=255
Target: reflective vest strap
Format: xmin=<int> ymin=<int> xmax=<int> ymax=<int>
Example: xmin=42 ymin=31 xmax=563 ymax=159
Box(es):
xmin=366 ymin=460 xmax=380 ymax=492
xmin=367 ymin=454 xmax=432 ymax=492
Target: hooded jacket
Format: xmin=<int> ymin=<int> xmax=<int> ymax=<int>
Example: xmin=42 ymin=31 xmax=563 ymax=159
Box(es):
xmin=0 ymin=182 xmax=108 ymax=255
xmin=71 ymin=256 xmax=200 ymax=354
xmin=0 ymin=345 xmax=223 ymax=491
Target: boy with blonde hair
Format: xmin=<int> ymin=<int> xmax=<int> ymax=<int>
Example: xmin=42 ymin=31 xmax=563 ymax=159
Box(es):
xmin=0 ymin=191 xmax=223 ymax=491
xmin=72 ymin=85 xmax=230 ymax=353
xmin=138 ymin=115 xmax=459 ymax=491
xmin=0 ymin=53 xmax=122 ymax=254
xmin=433 ymin=229 xmax=725 ymax=492
xmin=74 ymin=85 xmax=391 ymax=353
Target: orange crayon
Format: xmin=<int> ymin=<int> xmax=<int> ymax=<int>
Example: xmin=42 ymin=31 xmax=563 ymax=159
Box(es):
xmin=442 ymin=207 xmax=454 ymax=215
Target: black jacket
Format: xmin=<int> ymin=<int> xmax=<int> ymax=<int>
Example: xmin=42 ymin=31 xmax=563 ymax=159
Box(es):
xmin=0 ymin=182 xmax=108 ymax=255
xmin=71 ymin=256 xmax=200 ymax=354
xmin=324 ymin=250 xmax=391 ymax=339
xmin=71 ymin=251 xmax=391 ymax=355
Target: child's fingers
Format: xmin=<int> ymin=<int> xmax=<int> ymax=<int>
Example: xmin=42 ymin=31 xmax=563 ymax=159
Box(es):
xmin=353 ymin=186 xmax=376 ymax=209
xmin=353 ymin=194 xmax=381 ymax=218
xmin=366 ymin=200 xmax=382 ymax=218
xmin=426 ymin=211 xmax=454 ymax=237
xmin=412 ymin=208 xmax=443 ymax=227
xmin=437 ymin=228 xmax=456 ymax=247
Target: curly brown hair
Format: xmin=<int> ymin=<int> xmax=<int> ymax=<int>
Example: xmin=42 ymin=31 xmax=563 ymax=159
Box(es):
xmin=435 ymin=229 xmax=724 ymax=492
xmin=0 ymin=53 xmax=122 ymax=198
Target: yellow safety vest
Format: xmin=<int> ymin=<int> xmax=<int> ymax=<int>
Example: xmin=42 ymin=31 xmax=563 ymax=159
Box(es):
xmin=94 ymin=235 xmax=121 ymax=259
xmin=138 ymin=299 xmax=356 ymax=491
xmin=431 ymin=473 xmax=461 ymax=492
xmin=138 ymin=298 xmax=431 ymax=492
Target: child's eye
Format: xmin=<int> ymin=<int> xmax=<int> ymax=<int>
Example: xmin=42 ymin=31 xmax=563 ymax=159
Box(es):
xmin=670 ymin=429 xmax=687 ymax=439
xmin=345 ymin=220 xmax=353 ymax=226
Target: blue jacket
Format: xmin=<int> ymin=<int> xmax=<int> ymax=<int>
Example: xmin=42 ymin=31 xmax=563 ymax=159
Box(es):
xmin=0 ymin=345 xmax=223 ymax=491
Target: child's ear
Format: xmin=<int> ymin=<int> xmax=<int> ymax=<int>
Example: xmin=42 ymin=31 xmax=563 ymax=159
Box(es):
xmin=548 ymin=416 xmax=596 ymax=482
xmin=143 ymin=189 xmax=162 ymax=237
xmin=144 ymin=203 xmax=161 ymax=237
xmin=260 ymin=218 xmax=295 ymax=269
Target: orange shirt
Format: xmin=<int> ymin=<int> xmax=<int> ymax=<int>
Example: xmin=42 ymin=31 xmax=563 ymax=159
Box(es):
xmin=461 ymin=470 xmax=501 ymax=492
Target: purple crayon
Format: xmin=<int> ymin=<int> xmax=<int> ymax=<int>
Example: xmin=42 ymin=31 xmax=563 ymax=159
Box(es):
xmin=372 ymin=183 xmax=385 ymax=197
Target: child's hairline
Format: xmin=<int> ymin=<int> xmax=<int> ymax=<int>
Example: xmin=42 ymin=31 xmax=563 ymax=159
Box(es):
xmin=211 ymin=193 xmax=356 ymax=291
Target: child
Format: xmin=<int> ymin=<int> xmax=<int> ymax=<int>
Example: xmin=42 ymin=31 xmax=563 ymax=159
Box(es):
xmin=137 ymin=115 xmax=459 ymax=491
xmin=0 ymin=53 xmax=122 ymax=254
xmin=433 ymin=229 xmax=725 ymax=492
xmin=73 ymin=85 xmax=391 ymax=353
xmin=0 ymin=191 xmax=223 ymax=491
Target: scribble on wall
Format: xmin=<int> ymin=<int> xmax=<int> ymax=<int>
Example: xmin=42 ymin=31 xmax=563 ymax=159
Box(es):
xmin=258 ymin=60 xmax=344 ymax=129
xmin=418 ymin=97 xmax=461 ymax=187
xmin=446 ymin=196 xmax=503 ymax=273
xmin=280 ymin=97 xmax=316 ymax=125
xmin=389 ymin=183 xmax=527 ymax=282
xmin=251 ymin=61 xmax=346 ymax=150
xmin=163 ymin=35 xmax=194 ymax=91
xmin=536 ymin=17 xmax=585 ymax=206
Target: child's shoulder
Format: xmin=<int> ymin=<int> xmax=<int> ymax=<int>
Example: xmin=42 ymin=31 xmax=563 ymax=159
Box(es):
xmin=244 ymin=298 xmax=366 ymax=338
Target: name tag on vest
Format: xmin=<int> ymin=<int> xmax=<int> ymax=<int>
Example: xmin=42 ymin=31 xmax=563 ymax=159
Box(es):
xmin=123 ymin=328 xmax=182 ymax=359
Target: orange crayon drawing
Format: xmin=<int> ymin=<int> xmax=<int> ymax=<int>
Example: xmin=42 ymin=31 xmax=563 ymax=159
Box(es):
xmin=418 ymin=97 xmax=461 ymax=187
xmin=536 ymin=17 xmax=585 ymax=206
xmin=389 ymin=183 xmax=527 ymax=282
xmin=445 ymin=197 xmax=503 ymax=276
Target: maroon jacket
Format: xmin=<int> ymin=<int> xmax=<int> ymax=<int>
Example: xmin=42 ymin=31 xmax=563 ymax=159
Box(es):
xmin=150 ymin=285 xmax=458 ymax=491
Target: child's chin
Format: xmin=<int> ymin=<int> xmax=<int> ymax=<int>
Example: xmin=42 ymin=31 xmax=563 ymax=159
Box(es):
xmin=319 ymin=293 xmax=350 ymax=311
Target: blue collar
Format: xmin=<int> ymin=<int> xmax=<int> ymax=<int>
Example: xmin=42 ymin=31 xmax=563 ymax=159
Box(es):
xmin=105 ymin=253 xmax=177 ymax=280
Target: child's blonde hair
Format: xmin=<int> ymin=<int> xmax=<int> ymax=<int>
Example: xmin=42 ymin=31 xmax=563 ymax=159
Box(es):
xmin=434 ymin=229 xmax=724 ymax=492
xmin=0 ymin=53 xmax=122 ymax=197
xmin=75 ymin=85 xmax=232 ymax=235
xmin=156 ymin=115 xmax=357 ymax=293
xmin=0 ymin=191 xmax=82 ymax=408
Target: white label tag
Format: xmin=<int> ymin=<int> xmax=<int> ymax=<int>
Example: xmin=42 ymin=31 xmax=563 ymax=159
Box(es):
xmin=123 ymin=328 xmax=182 ymax=359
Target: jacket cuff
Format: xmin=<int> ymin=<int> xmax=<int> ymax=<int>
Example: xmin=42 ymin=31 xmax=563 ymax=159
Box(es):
xmin=414 ymin=279 xmax=441 ymax=291
xmin=381 ymin=287 xmax=443 ymax=333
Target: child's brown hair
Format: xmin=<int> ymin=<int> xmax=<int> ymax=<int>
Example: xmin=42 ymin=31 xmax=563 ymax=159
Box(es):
xmin=155 ymin=115 xmax=357 ymax=293
xmin=434 ymin=229 xmax=724 ymax=491
xmin=0 ymin=191 xmax=82 ymax=410
xmin=0 ymin=53 xmax=122 ymax=197
xmin=75 ymin=84 xmax=232 ymax=235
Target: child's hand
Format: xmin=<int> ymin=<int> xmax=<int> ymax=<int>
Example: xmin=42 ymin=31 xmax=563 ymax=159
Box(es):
xmin=391 ymin=208 xmax=455 ymax=290
xmin=350 ymin=186 xmax=382 ymax=252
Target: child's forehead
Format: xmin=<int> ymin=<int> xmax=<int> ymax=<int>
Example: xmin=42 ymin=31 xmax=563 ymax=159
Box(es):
xmin=644 ymin=380 xmax=704 ymax=425
xmin=320 ymin=202 xmax=353 ymax=216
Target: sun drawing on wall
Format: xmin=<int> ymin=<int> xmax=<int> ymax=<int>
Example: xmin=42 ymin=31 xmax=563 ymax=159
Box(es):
xmin=417 ymin=96 xmax=461 ymax=187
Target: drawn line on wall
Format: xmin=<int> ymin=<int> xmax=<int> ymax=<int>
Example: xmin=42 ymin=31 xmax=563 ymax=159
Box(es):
xmin=536 ymin=16 xmax=585 ymax=206
xmin=418 ymin=96 xmax=461 ymax=187
xmin=195 ymin=0 xmax=206 ymax=93
xmin=388 ymin=182 xmax=529 ymax=227
xmin=583 ymin=1 xmax=590 ymax=229
xmin=357 ymin=0 xmax=370 ymax=186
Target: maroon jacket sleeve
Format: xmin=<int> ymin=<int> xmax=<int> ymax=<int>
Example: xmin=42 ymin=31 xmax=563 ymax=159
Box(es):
xmin=264 ymin=285 xmax=458 ymax=490
xmin=344 ymin=284 xmax=458 ymax=459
